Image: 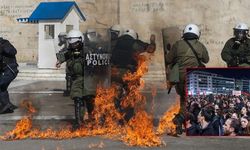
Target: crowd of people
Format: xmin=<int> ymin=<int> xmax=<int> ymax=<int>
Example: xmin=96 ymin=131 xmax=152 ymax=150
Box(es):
xmin=186 ymin=94 xmax=250 ymax=136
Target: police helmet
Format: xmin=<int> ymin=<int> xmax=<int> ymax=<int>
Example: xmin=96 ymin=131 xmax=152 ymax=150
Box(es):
xmin=86 ymin=28 xmax=99 ymax=42
xmin=123 ymin=28 xmax=138 ymax=39
xmin=183 ymin=24 xmax=200 ymax=37
xmin=58 ymin=32 xmax=67 ymax=46
xmin=234 ymin=23 xmax=249 ymax=41
xmin=67 ymin=29 xmax=84 ymax=44
xmin=58 ymin=32 xmax=67 ymax=38
xmin=234 ymin=23 xmax=249 ymax=30
xmin=110 ymin=24 xmax=124 ymax=37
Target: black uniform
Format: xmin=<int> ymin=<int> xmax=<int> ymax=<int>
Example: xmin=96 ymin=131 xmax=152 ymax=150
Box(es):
xmin=111 ymin=34 xmax=153 ymax=122
xmin=221 ymin=38 xmax=250 ymax=67
xmin=199 ymin=122 xmax=216 ymax=136
xmin=111 ymin=35 xmax=150 ymax=74
xmin=0 ymin=37 xmax=19 ymax=114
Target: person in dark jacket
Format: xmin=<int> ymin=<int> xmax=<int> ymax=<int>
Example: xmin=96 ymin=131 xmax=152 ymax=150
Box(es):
xmin=235 ymin=97 xmax=244 ymax=114
xmin=212 ymin=104 xmax=224 ymax=136
xmin=111 ymin=28 xmax=156 ymax=122
xmin=197 ymin=107 xmax=216 ymax=136
xmin=186 ymin=112 xmax=199 ymax=136
xmin=0 ymin=37 xmax=18 ymax=114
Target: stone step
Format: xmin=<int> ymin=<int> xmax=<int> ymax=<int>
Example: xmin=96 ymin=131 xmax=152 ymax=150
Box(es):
xmin=18 ymin=71 xmax=165 ymax=77
xmin=16 ymin=63 xmax=166 ymax=82
xmin=16 ymin=70 xmax=66 ymax=81
xmin=16 ymin=76 xmax=166 ymax=82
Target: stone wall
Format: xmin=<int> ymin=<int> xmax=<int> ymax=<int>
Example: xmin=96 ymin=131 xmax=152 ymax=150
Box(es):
xmin=1 ymin=0 xmax=249 ymax=68
xmin=0 ymin=0 xmax=118 ymax=62
xmin=0 ymin=0 xmax=40 ymax=62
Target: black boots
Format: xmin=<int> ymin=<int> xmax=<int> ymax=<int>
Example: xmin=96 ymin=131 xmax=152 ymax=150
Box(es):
xmin=0 ymin=91 xmax=18 ymax=114
xmin=0 ymin=102 xmax=17 ymax=114
xmin=85 ymin=95 xmax=95 ymax=121
xmin=74 ymin=97 xmax=85 ymax=128
xmin=73 ymin=95 xmax=95 ymax=128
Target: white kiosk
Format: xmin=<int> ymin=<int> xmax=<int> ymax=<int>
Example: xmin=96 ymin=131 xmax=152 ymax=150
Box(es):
xmin=17 ymin=1 xmax=86 ymax=68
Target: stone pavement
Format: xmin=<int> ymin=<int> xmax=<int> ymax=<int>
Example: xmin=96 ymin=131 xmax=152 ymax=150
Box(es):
xmin=1 ymin=65 xmax=250 ymax=150
xmin=1 ymin=78 xmax=176 ymax=122
xmin=0 ymin=63 xmax=172 ymax=121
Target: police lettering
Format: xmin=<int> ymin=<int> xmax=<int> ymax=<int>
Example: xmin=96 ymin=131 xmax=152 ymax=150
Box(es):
xmin=85 ymin=53 xmax=111 ymax=66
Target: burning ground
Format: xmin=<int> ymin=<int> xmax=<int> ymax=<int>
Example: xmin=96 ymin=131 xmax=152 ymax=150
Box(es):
xmin=0 ymin=55 xmax=179 ymax=147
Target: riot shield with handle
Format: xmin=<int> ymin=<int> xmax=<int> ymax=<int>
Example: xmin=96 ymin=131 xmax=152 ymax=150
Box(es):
xmin=80 ymin=28 xmax=111 ymax=125
xmin=162 ymin=27 xmax=185 ymax=135
xmin=162 ymin=27 xmax=181 ymax=94
xmin=83 ymin=28 xmax=111 ymax=98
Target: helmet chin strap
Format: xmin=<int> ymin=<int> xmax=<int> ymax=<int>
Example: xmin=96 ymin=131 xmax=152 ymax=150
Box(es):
xmin=182 ymin=33 xmax=199 ymax=40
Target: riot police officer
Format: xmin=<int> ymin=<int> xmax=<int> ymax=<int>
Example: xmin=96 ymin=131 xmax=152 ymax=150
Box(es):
xmin=82 ymin=28 xmax=110 ymax=122
xmin=0 ymin=37 xmax=19 ymax=114
xmin=56 ymin=29 xmax=86 ymax=127
xmin=111 ymin=28 xmax=156 ymax=122
xmin=110 ymin=24 xmax=124 ymax=50
xmin=165 ymin=24 xmax=209 ymax=134
xmin=56 ymin=32 xmax=72 ymax=96
xmin=59 ymin=29 xmax=110 ymax=127
xmin=221 ymin=23 xmax=250 ymax=67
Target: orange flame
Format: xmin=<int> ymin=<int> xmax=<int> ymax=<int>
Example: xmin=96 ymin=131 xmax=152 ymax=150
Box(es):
xmin=157 ymin=100 xmax=180 ymax=135
xmin=123 ymin=55 xmax=148 ymax=82
xmin=120 ymin=55 xmax=162 ymax=146
xmin=92 ymin=85 xmax=123 ymax=132
xmin=20 ymin=100 xmax=37 ymax=114
xmin=120 ymin=55 xmax=148 ymax=109
xmin=1 ymin=100 xmax=36 ymax=140
xmin=1 ymin=54 xmax=181 ymax=147
xmin=3 ymin=117 xmax=32 ymax=140
xmin=123 ymin=111 xmax=162 ymax=147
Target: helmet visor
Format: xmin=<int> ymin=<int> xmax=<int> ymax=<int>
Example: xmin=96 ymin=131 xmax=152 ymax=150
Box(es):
xmin=234 ymin=29 xmax=248 ymax=41
xmin=67 ymin=37 xmax=82 ymax=44
xmin=110 ymin=30 xmax=119 ymax=40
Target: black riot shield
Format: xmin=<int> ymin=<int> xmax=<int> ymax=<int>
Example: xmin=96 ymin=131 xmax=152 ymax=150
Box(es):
xmin=83 ymin=28 xmax=111 ymax=95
